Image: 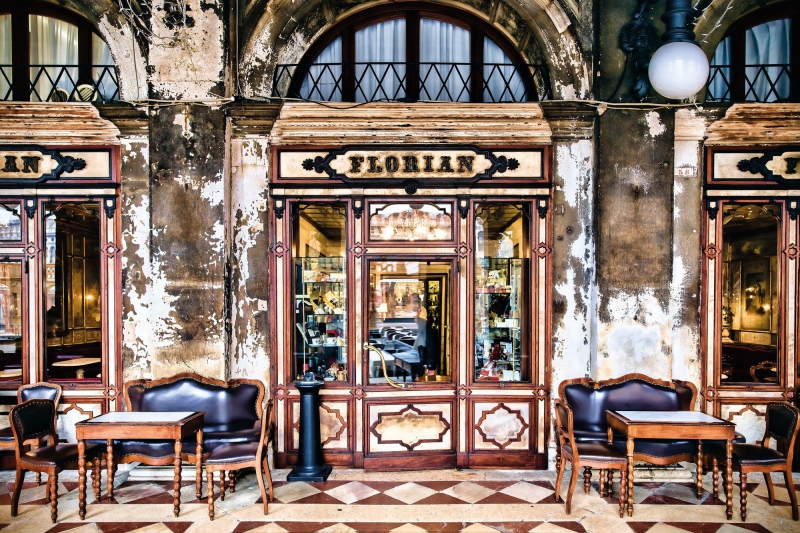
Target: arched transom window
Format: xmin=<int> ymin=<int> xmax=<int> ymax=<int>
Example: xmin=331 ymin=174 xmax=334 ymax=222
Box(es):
xmin=0 ymin=2 xmax=118 ymax=102
xmin=272 ymin=4 xmax=549 ymax=103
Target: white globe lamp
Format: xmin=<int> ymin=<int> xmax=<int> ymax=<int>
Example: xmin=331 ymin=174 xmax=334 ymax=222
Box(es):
xmin=649 ymin=41 xmax=709 ymax=99
xmin=648 ymin=0 xmax=710 ymax=100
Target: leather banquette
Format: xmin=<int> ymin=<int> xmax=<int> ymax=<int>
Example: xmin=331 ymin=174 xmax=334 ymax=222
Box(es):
xmin=117 ymin=373 xmax=265 ymax=464
xmin=557 ymin=374 xmax=699 ymax=465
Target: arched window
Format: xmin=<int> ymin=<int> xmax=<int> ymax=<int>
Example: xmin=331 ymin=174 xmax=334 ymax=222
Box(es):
xmin=708 ymin=2 xmax=799 ymax=102
xmin=0 ymin=2 xmax=118 ymax=102
xmin=273 ymin=4 xmax=548 ymax=103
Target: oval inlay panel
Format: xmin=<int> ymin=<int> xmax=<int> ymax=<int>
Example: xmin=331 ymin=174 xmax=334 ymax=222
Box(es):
xmin=371 ymin=405 xmax=451 ymax=450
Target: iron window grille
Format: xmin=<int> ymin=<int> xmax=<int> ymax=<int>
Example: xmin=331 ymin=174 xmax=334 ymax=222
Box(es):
xmin=272 ymin=61 xmax=552 ymax=103
xmin=1 ymin=65 xmax=119 ymax=102
xmin=706 ymin=64 xmax=795 ymax=103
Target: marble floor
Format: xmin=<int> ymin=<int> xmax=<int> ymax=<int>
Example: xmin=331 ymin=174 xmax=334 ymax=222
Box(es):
xmin=0 ymin=466 xmax=798 ymax=533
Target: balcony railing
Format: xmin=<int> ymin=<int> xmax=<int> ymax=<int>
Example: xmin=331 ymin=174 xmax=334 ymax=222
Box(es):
xmin=272 ymin=62 xmax=552 ymax=103
xmin=706 ymin=64 xmax=797 ymax=103
xmin=1 ymin=65 xmax=120 ymax=102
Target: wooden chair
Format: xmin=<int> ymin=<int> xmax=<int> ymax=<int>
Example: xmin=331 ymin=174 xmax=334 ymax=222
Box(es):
xmin=0 ymin=383 xmax=63 ymax=485
xmin=711 ymin=401 xmax=800 ymax=521
xmin=205 ymin=399 xmax=273 ymax=520
xmin=554 ymin=398 xmax=627 ymax=517
xmin=9 ymin=399 xmax=102 ymax=523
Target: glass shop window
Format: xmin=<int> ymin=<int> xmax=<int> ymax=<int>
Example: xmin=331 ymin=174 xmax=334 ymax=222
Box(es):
xmin=368 ymin=202 xmax=453 ymax=242
xmin=0 ymin=202 xmax=22 ymax=241
xmin=720 ymin=203 xmax=780 ymax=384
xmin=0 ymin=259 xmax=23 ymax=384
xmin=43 ymin=201 xmax=103 ymax=383
xmin=292 ymin=204 xmax=347 ymax=382
xmin=367 ymin=260 xmax=451 ymax=384
xmin=474 ymin=204 xmax=529 ymax=383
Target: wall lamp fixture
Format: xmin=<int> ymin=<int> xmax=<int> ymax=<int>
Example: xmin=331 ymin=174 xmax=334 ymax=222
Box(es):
xmin=648 ymin=0 xmax=710 ymax=100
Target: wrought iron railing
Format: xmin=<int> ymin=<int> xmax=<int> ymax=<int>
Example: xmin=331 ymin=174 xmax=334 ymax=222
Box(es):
xmin=272 ymin=62 xmax=552 ymax=102
xmin=0 ymin=65 xmax=120 ymax=102
xmin=706 ymin=64 xmax=796 ymax=103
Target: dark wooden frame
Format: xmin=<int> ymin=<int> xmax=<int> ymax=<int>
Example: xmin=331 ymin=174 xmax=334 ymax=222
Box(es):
xmin=288 ymin=2 xmax=538 ymax=103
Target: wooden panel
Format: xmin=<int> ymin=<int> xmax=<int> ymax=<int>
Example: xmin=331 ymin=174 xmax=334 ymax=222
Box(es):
xmin=291 ymin=399 xmax=349 ymax=450
xmin=0 ymin=103 xmax=120 ymax=145
xmin=367 ymin=402 xmax=453 ymax=453
xmin=706 ymin=104 xmax=800 ymax=146
xmin=472 ymin=401 xmax=530 ymax=451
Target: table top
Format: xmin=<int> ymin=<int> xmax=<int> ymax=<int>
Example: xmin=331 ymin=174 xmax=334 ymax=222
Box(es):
xmin=78 ymin=411 xmax=202 ymax=425
xmin=52 ymin=357 xmax=101 ymax=367
xmin=0 ymin=369 xmax=21 ymax=378
xmin=609 ymin=410 xmax=731 ymax=425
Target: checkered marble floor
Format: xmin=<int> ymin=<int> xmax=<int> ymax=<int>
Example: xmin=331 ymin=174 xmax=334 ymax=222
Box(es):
xmin=0 ymin=467 xmax=798 ymax=533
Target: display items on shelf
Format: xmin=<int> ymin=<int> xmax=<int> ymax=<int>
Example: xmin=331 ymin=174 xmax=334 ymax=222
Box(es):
xmin=474 ymin=257 xmax=525 ymax=382
xmin=294 ymin=257 xmax=347 ymax=382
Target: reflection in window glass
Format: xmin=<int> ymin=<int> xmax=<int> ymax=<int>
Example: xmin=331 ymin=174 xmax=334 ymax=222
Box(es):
xmin=369 ymin=203 xmax=452 ymax=241
xmin=0 ymin=203 xmax=22 ymax=241
xmin=0 ymin=260 xmax=23 ymax=383
xmin=43 ymin=202 xmax=102 ymax=383
xmin=368 ymin=261 xmax=450 ymax=384
xmin=292 ymin=204 xmax=347 ymax=382
xmin=720 ymin=203 xmax=779 ymax=384
xmin=474 ymin=204 xmax=529 ymax=383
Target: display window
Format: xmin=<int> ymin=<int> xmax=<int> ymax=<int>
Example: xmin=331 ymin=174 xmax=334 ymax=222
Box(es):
xmin=291 ymin=203 xmax=348 ymax=383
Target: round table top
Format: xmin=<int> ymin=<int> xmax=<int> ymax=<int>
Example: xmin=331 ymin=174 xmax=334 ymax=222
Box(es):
xmin=0 ymin=369 xmax=22 ymax=378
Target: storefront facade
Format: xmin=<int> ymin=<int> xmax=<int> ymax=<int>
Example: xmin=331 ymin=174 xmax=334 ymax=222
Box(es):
xmin=0 ymin=0 xmax=798 ymax=469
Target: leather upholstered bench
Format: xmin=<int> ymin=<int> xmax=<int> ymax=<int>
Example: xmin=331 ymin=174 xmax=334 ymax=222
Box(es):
xmin=116 ymin=373 xmax=265 ymax=492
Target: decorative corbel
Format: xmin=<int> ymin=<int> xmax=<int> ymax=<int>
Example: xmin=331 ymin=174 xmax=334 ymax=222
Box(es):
xmin=352 ymin=196 xmax=364 ymax=219
xmin=706 ymin=199 xmax=719 ymax=220
xmin=273 ymin=196 xmax=286 ymax=219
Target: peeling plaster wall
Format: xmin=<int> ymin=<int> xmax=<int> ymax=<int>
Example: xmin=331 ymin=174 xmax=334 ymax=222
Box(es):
xmin=143 ymin=105 xmax=228 ymax=380
xmin=595 ymin=109 xmax=675 ymax=380
xmin=228 ymin=137 xmax=271 ymax=383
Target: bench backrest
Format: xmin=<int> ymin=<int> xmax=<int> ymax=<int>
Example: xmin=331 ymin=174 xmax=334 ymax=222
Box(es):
xmin=124 ymin=373 xmax=265 ymax=426
xmin=559 ymin=373 xmax=697 ymax=433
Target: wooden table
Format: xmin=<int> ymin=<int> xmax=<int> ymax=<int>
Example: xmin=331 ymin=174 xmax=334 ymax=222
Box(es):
xmin=606 ymin=410 xmax=736 ymax=519
xmin=51 ymin=357 xmax=101 ymax=378
xmin=75 ymin=411 xmax=204 ymax=519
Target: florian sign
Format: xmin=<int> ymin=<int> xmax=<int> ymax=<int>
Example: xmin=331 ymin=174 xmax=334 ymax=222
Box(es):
xmin=712 ymin=149 xmax=800 ymax=182
xmin=0 ymin=145 xmax=113 ymax=183
xmin=278 ymin=146 xmax=543 ymax=183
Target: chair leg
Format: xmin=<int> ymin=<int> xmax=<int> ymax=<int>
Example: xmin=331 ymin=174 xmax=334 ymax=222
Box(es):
xmin=712 ymin=456 xmax=719 ymax=500
xmin=554 ymin=454 xmax=567 ymax=502
xmin=263 ymin=457 xmax=274 ymax=500
xmin=765 ymin=470 xmax=776 ymax=505
xmin=583 ymin=466 xmax=592 ymax=494
xmin=255 ymin=463 xmax=268 ymax=515
xmin=219 ymin=470 xmax=226 ymax=501
xmin=228 ymin=470 xmax=236 ymax=493
xmin=10 ymin=466 xmax=25 ymax=517
xmin=784 ymin=467 xmax=799 ymax=521
xmin=206 ymin=467 xmax=215 ymax=521
xmin=740 ymin=472 xmax=747 ymax=521
xmin=566 ymin=462 xmax=580 ymax=515
xmin=92 ymin=458 xmax=101 ymax=501
xmin=618 ymin=467 xmax=627 ymax=518
xmin=606 ymin=469 xmax=613 ymax=497
xmin=49 ymin=470 xmax=58 ymax=523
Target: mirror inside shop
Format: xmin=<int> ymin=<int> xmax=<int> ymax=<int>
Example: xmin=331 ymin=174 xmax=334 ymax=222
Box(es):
xmin=720 ymin=203 xmax=780 ymax=384
xmin=293 ymin=204 xmax=347 ymax=382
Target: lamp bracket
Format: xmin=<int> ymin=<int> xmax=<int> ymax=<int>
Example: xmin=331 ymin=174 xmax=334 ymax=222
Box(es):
xmin=617 ymin=0 xmax=659 ymax=101
xmin=660 ymin=0 xmax=700 ymax=44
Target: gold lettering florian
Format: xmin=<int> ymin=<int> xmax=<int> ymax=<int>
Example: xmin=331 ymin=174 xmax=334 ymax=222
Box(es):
xmin=349 ymin=154 xmax=474 ymax=174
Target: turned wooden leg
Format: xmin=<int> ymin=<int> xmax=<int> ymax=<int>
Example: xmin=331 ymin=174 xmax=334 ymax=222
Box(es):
xmin=228 ymin=470 xmax=236 ymax=493
xmin=696 ymin=440 xmax=704 ymax=499
xmin=583 ymin=466 xmax=592 ymax=494
xmin=712 ymin=456 xmax=719 ymax=500
xmin=599 ymin=469 xmax=606 ymax=497
xmin=196 ymin=429 xmax=203 ymax=501
xmin=606 ymin=469 xmax=613 ymax=497
xmin=49 ymin=470 xmax=58 ymax=523
xmin=206 ymin=467 xmax=214 ymax=521
xmin=106 ymin=439 xmax=114 ymax=500
xmin=740 ymin=472 xmax=748 ymax=521
xmin=173 ymin=439 xmax=182 ymax=517
xmin=627 ymin=437 xmax=635 ymax=517
xmin=618 ymin=467 xmax=627 ymax=518
xmin=78 ymin=440 xmax=87 ymax=520
xmin=726 ymin=440 xmax=733 ymax=520
xmin=92 ymin=457 xmax=101 ymax=501
xmin=219 ymin=470 xmax=226 ymax=501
